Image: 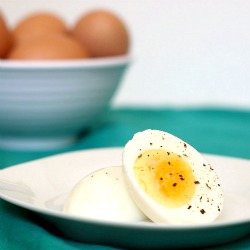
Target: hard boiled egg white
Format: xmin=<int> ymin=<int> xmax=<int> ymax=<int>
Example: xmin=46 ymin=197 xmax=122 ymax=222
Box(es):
xmin=123 ymin=129 xmax=223 ymax=224
xmin=64 ymin=166 xmax=147 ymax=222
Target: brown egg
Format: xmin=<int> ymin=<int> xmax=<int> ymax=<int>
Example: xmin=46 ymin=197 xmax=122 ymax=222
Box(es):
xmin=0 ymin=13 xmax=13 ymax=58
xmin=8 ymin=34 xmax=90 ymax=60
xmin=72 ymin=9 xmax=129 ymax=57
xmin=13 ymin=12 xmax=68 ymax=44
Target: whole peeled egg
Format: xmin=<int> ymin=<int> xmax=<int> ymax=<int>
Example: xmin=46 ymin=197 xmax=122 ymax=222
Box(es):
xmin=0 ymin=13 xmax=13 ymax=58
xmin=123 ymin=129 xmax=223 ymax=224
xmin=72 ymin=9 xmax=129 ymax=57
xmin=64 ymin=166 xmax=147 ymax=222
xmin=8 ymin=34 xmax=90 ymax=60
xmin=13 ymin=11 xmax=68 ymax=44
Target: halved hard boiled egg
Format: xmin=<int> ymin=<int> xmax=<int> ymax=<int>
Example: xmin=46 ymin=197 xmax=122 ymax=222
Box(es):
xmin=123 ymin=129 xmax=223 ymax=224
xmin=64 ymin=166 xmax=147 ymax=222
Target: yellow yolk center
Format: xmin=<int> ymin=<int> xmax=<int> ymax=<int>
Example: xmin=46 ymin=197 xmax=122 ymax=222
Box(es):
xmin=134 ymin=149 xmax=196 ymax=208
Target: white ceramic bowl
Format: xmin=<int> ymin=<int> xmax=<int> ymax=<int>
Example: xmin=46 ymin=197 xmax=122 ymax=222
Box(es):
xmin=0 ymin=55 xmax=129 ymax=150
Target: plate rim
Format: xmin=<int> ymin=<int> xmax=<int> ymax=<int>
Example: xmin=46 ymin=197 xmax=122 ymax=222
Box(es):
xmin=1 ymin=147 xmax=250 ymax=231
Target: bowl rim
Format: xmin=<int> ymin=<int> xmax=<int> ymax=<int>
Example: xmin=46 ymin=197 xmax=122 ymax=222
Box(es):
xmin=0 ymin=55 xmax=131 ymax=69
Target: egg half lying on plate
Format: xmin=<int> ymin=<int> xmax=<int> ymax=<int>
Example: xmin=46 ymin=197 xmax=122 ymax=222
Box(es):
xmin=64 ymin=166 xmax=147 ymax=222
xmin=123 ymin=129 xmax=223 ymax=224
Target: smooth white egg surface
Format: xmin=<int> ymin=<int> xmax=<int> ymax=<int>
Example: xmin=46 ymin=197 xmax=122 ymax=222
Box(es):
xmin=123 ymin=129 xmax=223 ymax=224
xmin=63 ymin=166 xmax=147 ymax=222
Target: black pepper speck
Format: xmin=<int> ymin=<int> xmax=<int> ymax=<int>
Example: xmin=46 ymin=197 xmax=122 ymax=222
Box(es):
xmin=200 ymin=209 xmax=206 ymax=214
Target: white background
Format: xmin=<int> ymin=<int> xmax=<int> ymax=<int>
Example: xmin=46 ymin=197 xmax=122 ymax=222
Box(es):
xmin=1 ymin=0 xmax=250 ymax=108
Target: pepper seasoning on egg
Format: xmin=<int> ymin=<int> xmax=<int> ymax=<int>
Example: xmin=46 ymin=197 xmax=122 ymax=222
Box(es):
xmin=123 ymin=129 xmax=224 ymax=224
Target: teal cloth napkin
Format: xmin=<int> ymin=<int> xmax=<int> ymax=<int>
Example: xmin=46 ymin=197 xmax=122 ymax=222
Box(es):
xmin=0 ymin=108 xmax=249 ymax=249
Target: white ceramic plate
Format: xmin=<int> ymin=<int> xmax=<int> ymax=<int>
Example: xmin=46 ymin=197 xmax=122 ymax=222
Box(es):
xmin=0 ymin=148 xmax=250 ymax=249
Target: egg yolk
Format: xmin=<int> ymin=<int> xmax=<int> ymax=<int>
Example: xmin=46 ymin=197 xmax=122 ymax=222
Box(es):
xmin=134 ymin=149 xmax=196 ymax=208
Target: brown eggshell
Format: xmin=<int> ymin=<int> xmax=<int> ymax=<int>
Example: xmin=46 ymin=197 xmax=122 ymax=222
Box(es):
xmin=0 ymin=13 xmax=13 ymax=58
xmin=72 ymin=9 xmax=129 ymax=57
xmin=13 ymin=12 xmax=68 ymax=44
xmin=8 ymin=34 xmax=90 ymax=60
